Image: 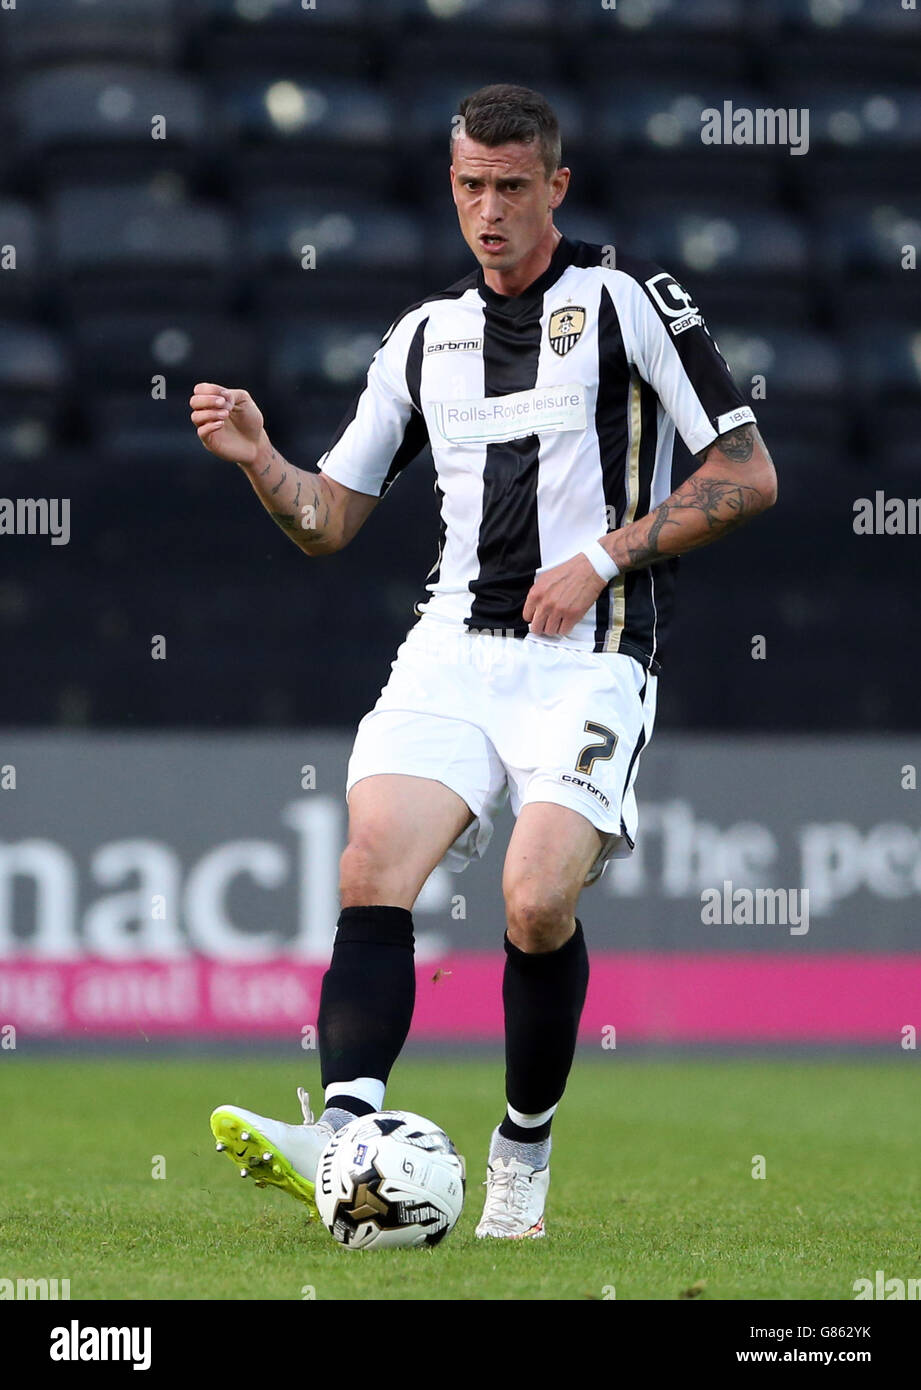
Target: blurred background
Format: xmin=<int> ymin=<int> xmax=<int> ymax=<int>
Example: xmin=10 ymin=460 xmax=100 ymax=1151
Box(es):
xmin=0 ymin=0 xmax=919 ymax=1048
xmin=1 ymin=0 xmax=919 ymax=730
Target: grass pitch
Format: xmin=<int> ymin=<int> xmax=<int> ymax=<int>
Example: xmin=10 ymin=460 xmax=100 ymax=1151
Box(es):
xmin=1 ymin=1056 xmax=918 ymax=1301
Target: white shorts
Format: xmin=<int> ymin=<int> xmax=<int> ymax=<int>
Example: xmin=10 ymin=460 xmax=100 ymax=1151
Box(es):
xmin=345 ymin=614 xmax=657 ymax=886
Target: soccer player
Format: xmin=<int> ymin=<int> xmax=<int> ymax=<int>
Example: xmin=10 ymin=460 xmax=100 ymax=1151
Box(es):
xmin=191 ymin=85 xmax=776 ymax=1239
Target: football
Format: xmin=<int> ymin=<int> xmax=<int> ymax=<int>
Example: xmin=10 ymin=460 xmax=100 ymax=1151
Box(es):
xmin=315 ymin=1110 xmax=465 ymax=1250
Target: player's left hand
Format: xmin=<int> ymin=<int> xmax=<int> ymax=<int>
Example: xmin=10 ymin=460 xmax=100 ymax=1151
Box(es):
xmin=523 ymin=553 xmax=609 ymax=637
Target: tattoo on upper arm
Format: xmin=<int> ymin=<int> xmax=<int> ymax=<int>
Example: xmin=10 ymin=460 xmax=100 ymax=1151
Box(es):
xmin=697 ymin=423 xmax=755 ymax=465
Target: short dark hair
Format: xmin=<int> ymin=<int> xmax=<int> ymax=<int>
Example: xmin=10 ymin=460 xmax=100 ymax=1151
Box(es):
xmin=452 ymin=84 xmax=561 ymax=179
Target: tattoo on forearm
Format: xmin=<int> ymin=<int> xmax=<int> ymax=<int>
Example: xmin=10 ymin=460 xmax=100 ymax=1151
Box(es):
xmin=617 ymin=472 xmax=766 ymax=571
xmin=264 ymin=466 xmax=329 ymax=545
xmin=251 ymin=441 xmax=336 ymax=547
xmin=606 ymin=421 xmax=770 ymax=570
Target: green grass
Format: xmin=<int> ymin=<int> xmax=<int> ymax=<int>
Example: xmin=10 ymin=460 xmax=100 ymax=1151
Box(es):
xmin=1 ymin=1056 xmax=918 ymax=1300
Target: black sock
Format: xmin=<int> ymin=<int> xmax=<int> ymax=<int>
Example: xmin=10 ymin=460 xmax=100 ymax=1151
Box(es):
xmin=324 ymin=1096 xmax=376 ymax=1119
xmin=503 ymin=918 xmax=589 ymax=1123
xmin=318 ymin=905 xmax=415 ymax=1092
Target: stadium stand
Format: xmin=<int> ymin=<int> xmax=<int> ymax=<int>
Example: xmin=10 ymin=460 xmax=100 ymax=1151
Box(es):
xmin=0 ymin=0 xmax=918 ymax=730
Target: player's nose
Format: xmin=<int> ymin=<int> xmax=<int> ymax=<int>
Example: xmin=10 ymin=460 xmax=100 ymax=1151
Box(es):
xmin=479 ymin=193 xmax=503 ymax=222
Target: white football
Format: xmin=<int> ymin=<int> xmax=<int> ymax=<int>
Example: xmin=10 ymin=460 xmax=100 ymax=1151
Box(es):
xmin=315 ymin=1110 xmax=465 ymax=1250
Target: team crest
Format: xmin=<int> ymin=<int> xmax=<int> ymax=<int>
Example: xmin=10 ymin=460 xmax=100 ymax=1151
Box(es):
xmin=548 ymin=306 xmax=585 ymax=356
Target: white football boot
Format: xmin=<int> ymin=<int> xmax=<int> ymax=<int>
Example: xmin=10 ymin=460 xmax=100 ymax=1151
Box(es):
xmin=475 ymin=1153 xmax=550 ymax=1239
xmin=210 ymin=1087 xmax=333 ymax=1218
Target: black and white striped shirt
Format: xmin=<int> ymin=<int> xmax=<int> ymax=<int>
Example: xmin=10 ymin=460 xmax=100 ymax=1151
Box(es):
xmin=318 ymin=234 xmax=755 ymax=674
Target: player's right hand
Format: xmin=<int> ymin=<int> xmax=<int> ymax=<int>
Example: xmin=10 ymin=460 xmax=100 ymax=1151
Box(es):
xmin=189 ymin=383 xmax=265 ymax=468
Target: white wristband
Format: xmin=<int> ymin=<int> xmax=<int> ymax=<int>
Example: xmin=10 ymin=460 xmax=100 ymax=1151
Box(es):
xmin=582 ymin=539 xmax=620 ymax=584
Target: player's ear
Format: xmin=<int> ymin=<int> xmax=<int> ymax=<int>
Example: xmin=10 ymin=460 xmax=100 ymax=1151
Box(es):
xmin=449 ymin=164 xmax=458 ymax=203
xmin=549 ymin=167 xmax=570 ymax=210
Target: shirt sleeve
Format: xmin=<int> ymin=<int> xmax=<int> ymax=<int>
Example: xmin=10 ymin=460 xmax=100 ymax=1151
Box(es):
xmin=317 ymin=310 xmax=429 ymax=497
xmin=627 ymin=267 xmax=756 ymax=456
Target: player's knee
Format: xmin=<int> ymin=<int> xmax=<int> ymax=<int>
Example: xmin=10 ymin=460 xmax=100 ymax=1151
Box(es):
xmin=504 ymin=884 xmax=574 ymax=953
xmin=338 ymin=834 xmax=393 ymax=906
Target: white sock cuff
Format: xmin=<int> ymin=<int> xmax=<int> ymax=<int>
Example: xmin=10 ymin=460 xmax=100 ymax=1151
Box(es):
xmin=506 ymin=1102 xmax=558 ymax=1129
xmin=324 ymin=1077 xmax=386 ymax=1111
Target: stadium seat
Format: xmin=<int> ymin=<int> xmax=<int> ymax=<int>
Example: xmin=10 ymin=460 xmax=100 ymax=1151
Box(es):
xmin=217 ymin=75 xmax=392 ymax=148
xmin=629 ymin=200 xmax=808 ymax=277
xmin=715 ymin=325 xmax=844 ymax=403
xmin=625 ymin=200 xmax=811 ymax=322
xmin=0 ymin=414 xmax=55 ymax=462
xmin=845 ymin=325 xmax=921 ymax=404
xmin=737 ymin=441 xmax=864 ymax=511
xmin=199 ymin=27 xmax=371 ymax=84
xmin=86 ymin=393 xmax=207 ymax=462
xmin=587 ymin=79 xmax=765 ymax=150
xmin=266 ymin=316 xmax=387 ymax=393
xmin=13 ymin=63 xmax=207 ymax=182
xmin=576 ymin=0 xmax=745 ymax=33
xmin=711 ymin=328 xmax=846 ymax=453
xmin=71 ymin=310 xmax=257 ymax=389
xmin=0 ymin=0 xmax=180 ymax=67
xmin=812 ymin=195 xmax=921 ymax=276
xmin=242 ymin=190 xmax=422 ymax=274
xmin=761 ymin=0 xmax=918 ymax=36
xmin=236 ymin=132 xmax=400 ymax=203
xmin=596 ymin=151 xmax=781 ymax=213
xmin=0 ymin=199 xmax=46 ymax=309
xmin=76 ymin=307 xmax=261 ymax=457
xmin=242 ymin=189 xmax=424 ymax=317
xmin=794 ymin=151 xmax=921 ymax=207
xmin=752 ymin=400 xmax=850 ymax=462
xmin=389 ymin=34 xmax=558 ymax=92
xmin=0 ymin=319 xmax=69 ymax=421
xmin=189 ymin=0 xmax=365 ymax=28
xmin=875 ymin=404 xmax=921 ymax=479
xmin=575 ymin=31 xmax=749 ymax=89
xmin=779 ymin=83 xmax=921 ymax=152
xmin=583 ymin=81 xmax=783 ymax=205
xmin=395 ymin=0 xmax=558 ymax=30
xmin=767 ymin=32 xmax=921 ymax=87
xmin=50 ymin=182 xmax=236 ymax=311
